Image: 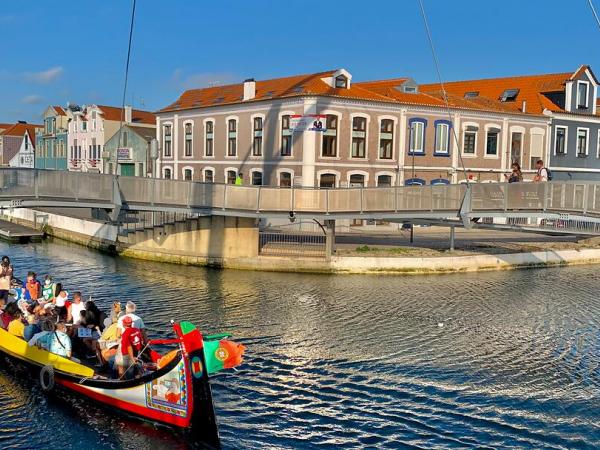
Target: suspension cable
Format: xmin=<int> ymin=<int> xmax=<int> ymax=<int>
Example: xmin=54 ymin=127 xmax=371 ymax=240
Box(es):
xmin=116 ymin=0 xmax=137 ymax=174
xmin=588 ymin=0 xmax=600 ymax=30
xmin=417 ymin=0 xmax=470 ymax=183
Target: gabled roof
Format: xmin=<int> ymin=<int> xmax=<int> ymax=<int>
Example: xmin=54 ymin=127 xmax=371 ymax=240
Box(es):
xmin=95 ymin=105 xmax=155 ymax=125
xmin=159 ymin=70 xmax=395 ymax=112
xmin=52 ymin=105 xmax=66 ymax=116
xmin=420 ymin=72 xmax=572 ymax=114
xmin=2 ymin=123 xmax=42 ymax=138
xmin=127 ymin=125 xmax=156 ymax=141
xmin=0 ymin=124 xmax=12 ymax=132
xmin=569 ymin=64 xmax=600 ymax=84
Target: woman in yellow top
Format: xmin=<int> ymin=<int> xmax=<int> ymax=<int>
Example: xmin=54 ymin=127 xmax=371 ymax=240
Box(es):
xmin=8 ymin=311 xmax=25 ymax=338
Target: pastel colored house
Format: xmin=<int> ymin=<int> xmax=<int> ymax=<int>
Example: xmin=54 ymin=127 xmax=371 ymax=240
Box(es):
xmin=103 ymin=124 xmax=156 ymax=177
xmin=67 ymin=105 xmax=155 ymax=174
xmin=35 ymin=105 xmax=69 ymax=170
xmin=0 ymin=122 xmax=41 ymax=167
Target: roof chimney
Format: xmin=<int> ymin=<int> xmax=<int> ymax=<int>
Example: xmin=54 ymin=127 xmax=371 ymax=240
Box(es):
xmin=243 ymin=78 xmax=256 ymax=101
xmin=125 ymin=105 xmax=132 ymax=123
xmin=521 ymin=100 xmax=527 ymax=113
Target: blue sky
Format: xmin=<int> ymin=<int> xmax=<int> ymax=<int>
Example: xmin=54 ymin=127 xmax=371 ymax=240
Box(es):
xmin=1 ymin=0 xmax=600 ymax=123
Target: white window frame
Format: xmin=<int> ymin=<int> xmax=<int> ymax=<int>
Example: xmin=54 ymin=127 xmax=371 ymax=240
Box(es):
xmin=162 ymin=166 xmax=173 ymax=179
xmin=434 ymin=122 xmax=450 ymax=155
xmin=225 ymin=115 xmax=239 ymax=159
xmin=202 ymin=166 xmax=215 ymax=183
xmin=224 ymin=166 xmax=238 ymax=184
xmin=375 ymin=171 xmax=396 ymax=187
xmin=278 ymin=110 xmax=296 ymax=158
xmin=346 ymin=170 xmax=369 ymax=187
xmin=408 ymin=120 xmax=425 ymax=154
xmin=182 ymin=166 xmax=194 ymax=181
xmin=316 ymin=169 xmax=341 ymax=187
xmin=461 ymin=122 xmax=479 ymax=158
xmin=203 ymin=118 xmax=215 ymax=158
xmin=276 ymin=168 xmax=295 ymax=187
xmin=484 ymin=123 xmax=501 ymax=159
xmin=349 ymin=113 xmax=370 ymax=159
xmin=376 ymin=115 xmax=397 ymax=161
xmin=553 ymin=126 xmax=568 ymax=155
xmin=576 ymin=127 xmax=589 ymax=157
xmin=250 ymin=113 xmax=266 ymax=159
xmin=162 ymin=122 xmax=173 ymax=159
xmin=577 ymin=80 xmax=590 ymax=109
xmin=183 ymin=120 xmax=194 ymax=159
xmin=250 ymin=168 xmax=264 ymax=186
xmin=319 ymin=110 xmax=342 ymax=159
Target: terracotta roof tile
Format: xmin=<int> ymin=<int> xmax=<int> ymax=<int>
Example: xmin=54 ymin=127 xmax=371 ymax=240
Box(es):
xmin=1 ymin=123 xmax=41 ymax=147
xmin=95 ymin=105 xmax=155 ymax=125
xmin=420 ymin=72 xmax=572 ymax=114
xmin=52 ymin=105 xmax=66 ymax=116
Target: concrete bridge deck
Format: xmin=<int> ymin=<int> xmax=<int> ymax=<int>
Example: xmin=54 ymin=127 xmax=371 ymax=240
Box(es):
xmin=1 ymin=169 xmax=600 ymax=236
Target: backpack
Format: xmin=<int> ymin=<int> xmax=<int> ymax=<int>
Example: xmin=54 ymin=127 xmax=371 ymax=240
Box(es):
xmin=545 ymin=168 xmax=553 ymax=181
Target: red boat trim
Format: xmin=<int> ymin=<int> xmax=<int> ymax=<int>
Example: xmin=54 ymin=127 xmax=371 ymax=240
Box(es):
xmin=57 ymin=379 xmax=191 ymax=428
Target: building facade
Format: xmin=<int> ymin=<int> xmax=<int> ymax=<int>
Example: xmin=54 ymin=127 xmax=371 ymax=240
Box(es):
xmin=155 ymin=69 xmax=551 ymax=187
xmin=67 ymin=105 xmax=155 ymax=173
xmin=0 ymin=122 xmax=41 ymax=167
xmin=103 ymin=124 xmax=156 ymax=176
xmin=35 ymin=105 xmax=69 ymax=170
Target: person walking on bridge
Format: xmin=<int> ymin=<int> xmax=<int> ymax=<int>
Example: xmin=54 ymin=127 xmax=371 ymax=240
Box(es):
xmin=533 ymin=160 xmax=550 ymax=182
xmin=235 ymin=172 xmax=244 ymax=186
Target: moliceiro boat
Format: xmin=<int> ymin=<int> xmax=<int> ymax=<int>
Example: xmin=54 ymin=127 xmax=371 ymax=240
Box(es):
xmin=0 ymin=320 xmax=245 ymax=449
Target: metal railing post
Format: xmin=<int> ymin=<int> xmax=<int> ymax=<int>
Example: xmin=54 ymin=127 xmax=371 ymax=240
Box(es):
xmin=326 ymin=189 xmax=330 ymax=215
xmin=187 ymin=181 xmax=193 ymax=208
xmin=222 ymin=183 xmax=227 ymax=210
xmin=291 ymin=185 xmax=295 ymax=212
xmin=359 ymin=187 xmax=363 ymax=214
xmin=543 ymin=182 xmax=548 ymax=212
xmin=504 ymin=184 xmax=508 ymax=211
xmin=256 ymin=186 xmax=261 ymax=213
xmin=583 ymin=184 xmax=588 ymax=214
xmin=74 ymin=172 xmax=80 ymax=201
xmin=394 ymin=185 xmax=398 ymax=213
xmin=34 ymin=170 xmax=39 ymax=199
xmin=430 ymin=185 xmax=434 ymax=212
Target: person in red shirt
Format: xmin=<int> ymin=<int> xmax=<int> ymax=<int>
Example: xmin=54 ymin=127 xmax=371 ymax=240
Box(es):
xmin=116 ymin=315 xmax=144 ymax=378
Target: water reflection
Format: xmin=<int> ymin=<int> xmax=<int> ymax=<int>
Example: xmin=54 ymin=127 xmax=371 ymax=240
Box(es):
xmin=1 ymin=240 xmax=600 ymax=449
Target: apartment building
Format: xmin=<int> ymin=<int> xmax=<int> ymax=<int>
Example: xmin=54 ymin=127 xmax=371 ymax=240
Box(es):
xmin=67 ymin=105 xmax=155 ymax=173
xmin=422 ymin=65 xmax=600 ymax=181
xmin=155 ymin=69 xmax=551 ymax=187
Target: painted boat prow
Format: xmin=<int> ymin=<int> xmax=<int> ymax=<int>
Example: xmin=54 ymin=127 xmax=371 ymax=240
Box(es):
xmin=0 ymin=327 xmax=94 ymax=378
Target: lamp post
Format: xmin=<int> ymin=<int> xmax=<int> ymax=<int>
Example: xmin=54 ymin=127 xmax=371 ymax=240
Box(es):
xmin=150 ymin=138 xmax=159 ymax=178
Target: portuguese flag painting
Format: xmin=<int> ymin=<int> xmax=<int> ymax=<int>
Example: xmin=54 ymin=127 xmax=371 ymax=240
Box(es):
xmin=204 ymin=339 xmax=246 ymax=375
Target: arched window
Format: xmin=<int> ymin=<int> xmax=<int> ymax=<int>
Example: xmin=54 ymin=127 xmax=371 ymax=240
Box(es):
xmin=184 ymin=122 xmax=193 ymax=157
xmin=379 ymin=119 xmax=394 ymax=159
xmin=322 ymin=115 xmax=338 ymax=157
xmin=279 ymin=172 xmax=292 ymax=187
xmin=227 ymin=119 xmax=237 ymax=156
xmin=227 ymin=170 xmax=237 ymax=184
xmin=351 ymin=117 xmax=367 ymax=158
xmin=251 ymin=171 xmax=263 ymax=186
xmin=183 ymin=169 xmax=192 ymax=181
xmin=204 ymin=169 xmax=214 ymax=183
xmin=163 ymin=167 xmax=172 ymax=179
xmin=377 ymin=175 xmax=392 ymax=187
xmin=349 ymin=174 xmax=365 ymax=187
xmin=319 ymin=173 xmax=336 ymax=188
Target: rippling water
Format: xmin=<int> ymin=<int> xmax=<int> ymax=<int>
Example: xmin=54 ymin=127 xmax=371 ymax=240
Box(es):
xmin=1 ymin=240 xmax=600 ymax=449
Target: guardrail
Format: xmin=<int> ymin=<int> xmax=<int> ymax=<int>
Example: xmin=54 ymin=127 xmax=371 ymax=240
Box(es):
xmin=1 ymin=169 xmax=600 ymax=220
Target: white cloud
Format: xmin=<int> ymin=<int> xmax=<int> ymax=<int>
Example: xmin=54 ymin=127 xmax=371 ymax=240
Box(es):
xmin=171 ymin=69 xmax=238 ymax=90
xmin=25 ymin=66 xmax=64 ymax=84
xmin=21 ymin=95 xmax=44 ymax=105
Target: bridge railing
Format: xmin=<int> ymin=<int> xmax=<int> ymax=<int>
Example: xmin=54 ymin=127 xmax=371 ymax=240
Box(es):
xmin=2 ymin=168 xmax=600 ymax=218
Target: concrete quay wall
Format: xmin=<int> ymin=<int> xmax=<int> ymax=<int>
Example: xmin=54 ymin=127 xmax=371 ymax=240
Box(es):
xmin=3 ymin=208 xmax=600 ymax=275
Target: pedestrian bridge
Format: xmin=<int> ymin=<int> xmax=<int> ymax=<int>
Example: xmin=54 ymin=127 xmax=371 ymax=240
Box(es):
xmin=2 ymin=169 xmax=600 ymax=235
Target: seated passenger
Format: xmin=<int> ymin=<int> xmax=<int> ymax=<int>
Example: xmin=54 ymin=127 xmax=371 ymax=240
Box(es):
xmin=104 ymin=301 xmax=121 ymax=330
xmin=23 ymin=313 xmax=41 ymax=341
xmin=8 ymin=310 xmax=25 ymax=337
xmin=115 ymin=316 xmax=143 ymax=379
xmin=96 ymin=316 xmax=120 ymax=367
xmin=24 ymin=272 xmax=41 ymax=301
xmin=41 ymin=275 xmax=56 ymax=301
xmin=28 ymin=319 xmax=55 ymax=350
xmin=54 ymin=290 xmax=69 ymax=319
xmin=47 ymin=322 xmax=72 ymax=358
xmin=84 ymin=300 xmax=104 ymax=331
xmin=67 ymin=292 xmax=86 ymax=325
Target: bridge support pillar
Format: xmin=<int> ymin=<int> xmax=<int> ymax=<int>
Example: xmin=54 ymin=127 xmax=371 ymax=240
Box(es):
xmin=325 ymin=219 xmax=336 ymax=260
xmin=449 ymin=225 xmax=455 ymax=252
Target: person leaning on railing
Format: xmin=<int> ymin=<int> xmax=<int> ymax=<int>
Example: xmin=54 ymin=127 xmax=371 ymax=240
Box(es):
xmin=504 ymin=162 xmax=523 ymax=183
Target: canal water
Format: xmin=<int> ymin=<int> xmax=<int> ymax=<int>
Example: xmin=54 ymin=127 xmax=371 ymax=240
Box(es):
xmin=0 ymin=240 xmax=599 ymax=449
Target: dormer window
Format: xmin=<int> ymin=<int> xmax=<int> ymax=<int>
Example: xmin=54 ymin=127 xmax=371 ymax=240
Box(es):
xmin=403 ymin=86 xmax=417 ymax=93
xmin=577 ymin=81 xmax=589 ymax=108
xmin=464 ymin=91 xmax=479 ymax=98
xmin=500 ymin=89 xmax=519 ymax=102
xmin=335 ymin=75 xmax=348 ymax=89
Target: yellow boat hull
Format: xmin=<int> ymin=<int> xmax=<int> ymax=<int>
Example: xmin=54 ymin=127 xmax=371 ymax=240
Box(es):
xmin=0 ymin=327 xmax=94 ymax=378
